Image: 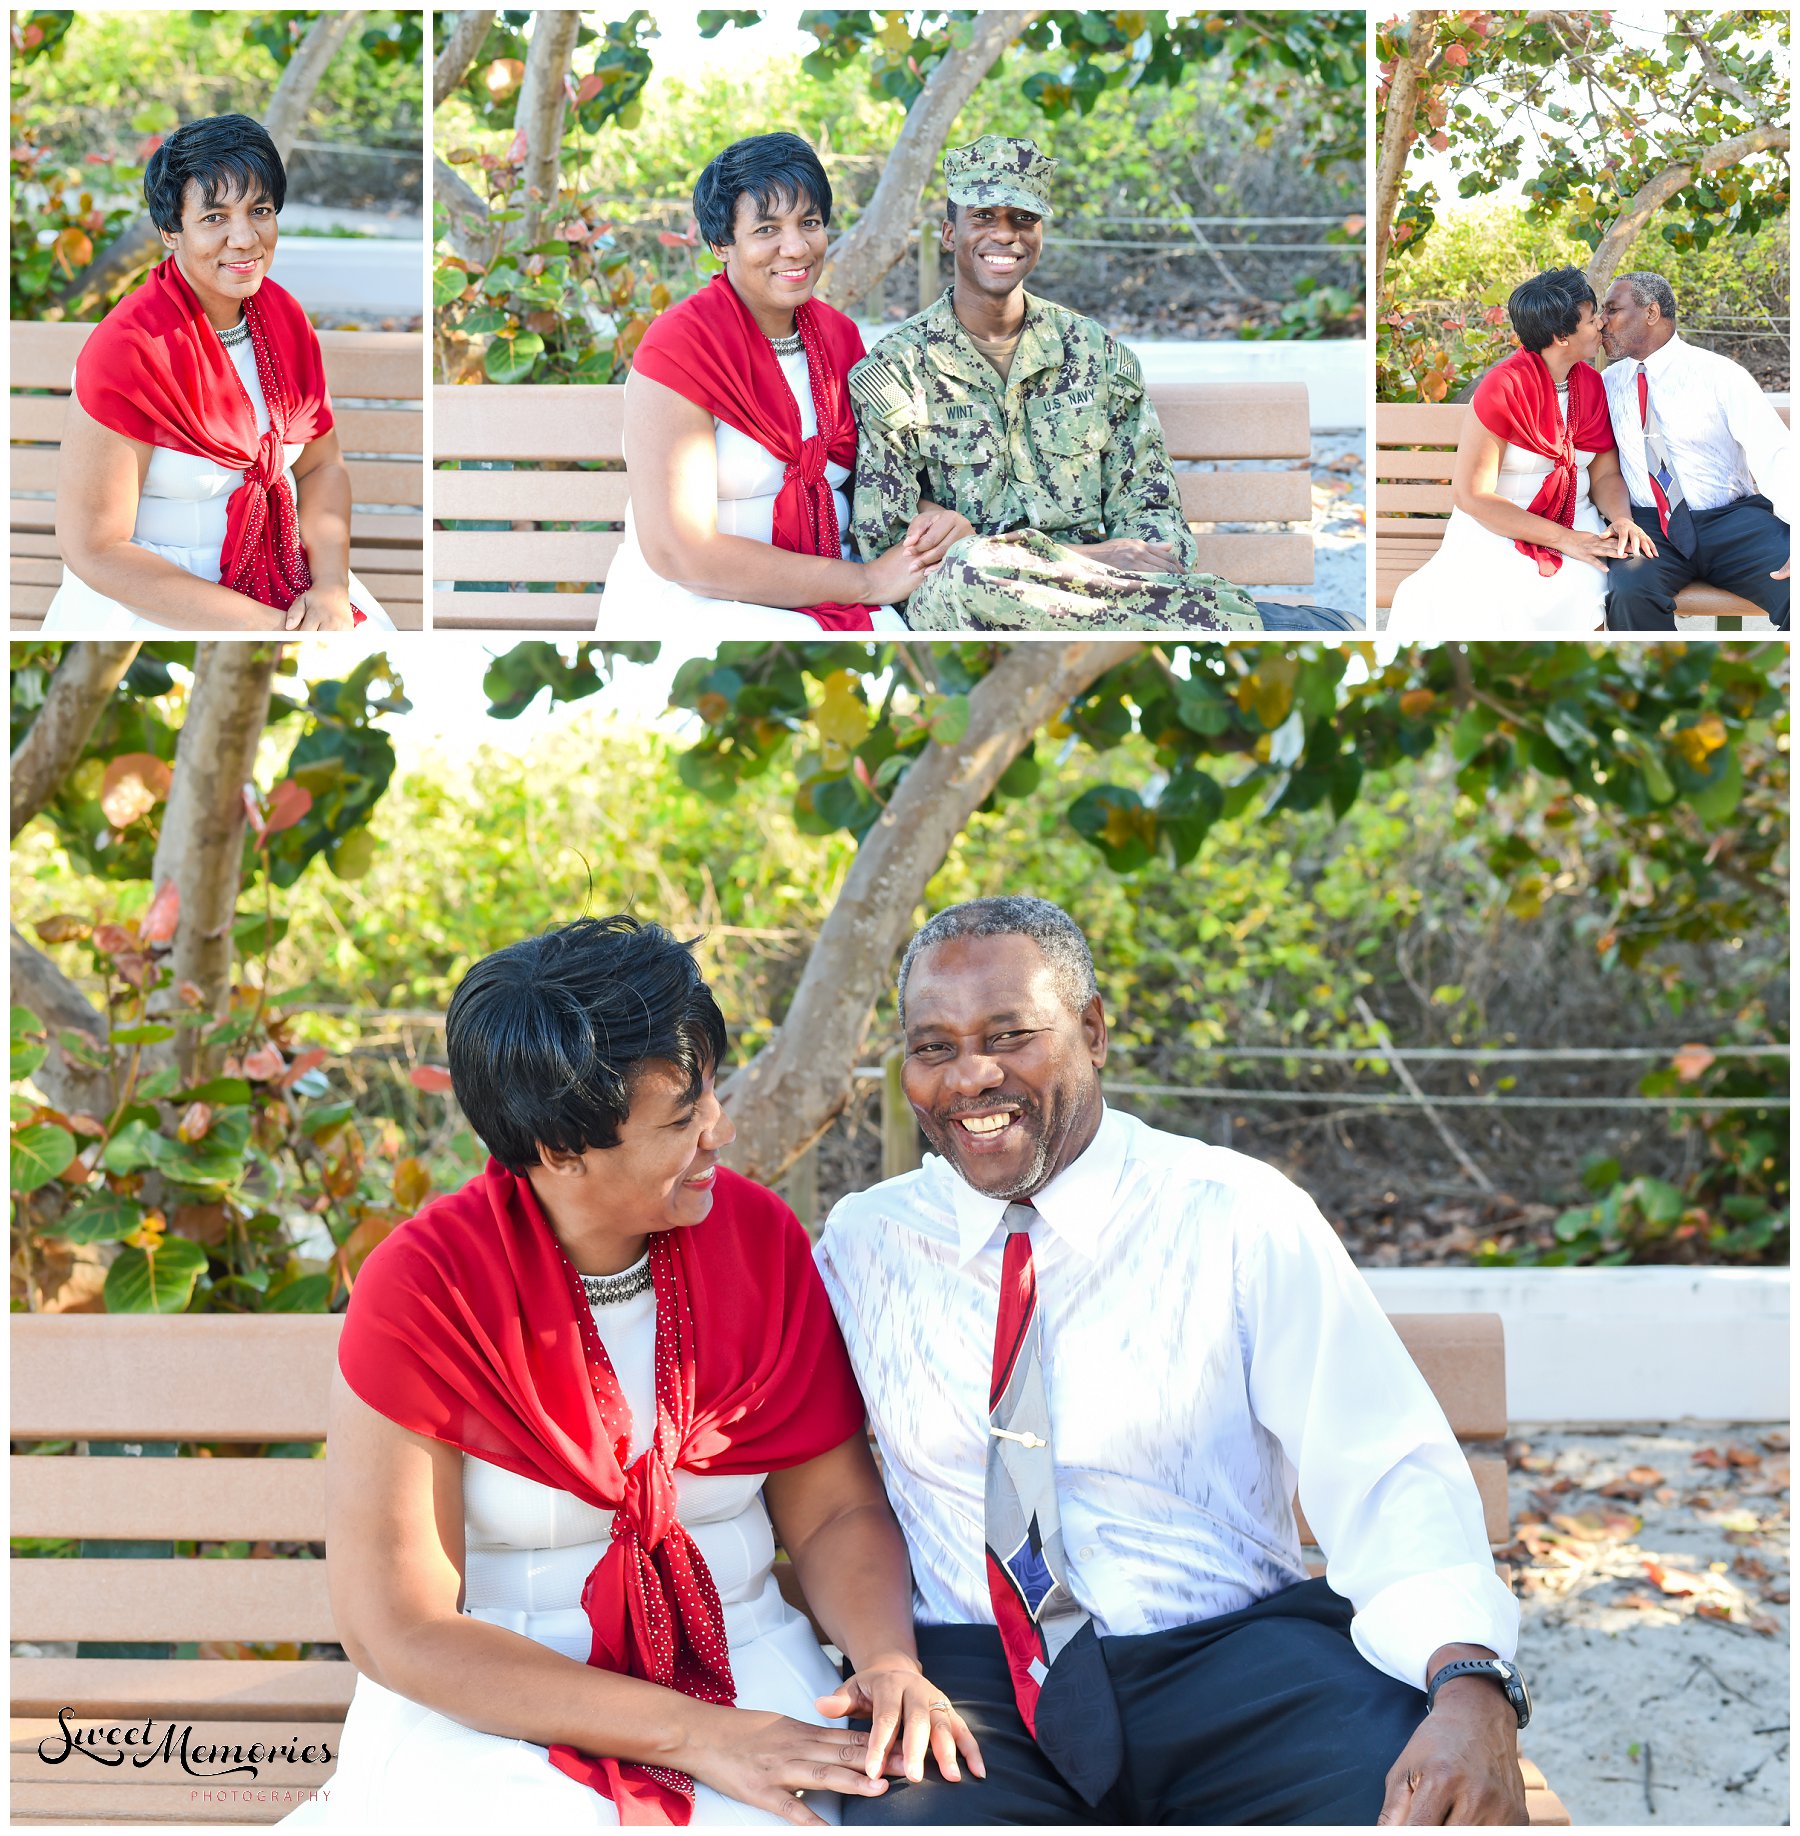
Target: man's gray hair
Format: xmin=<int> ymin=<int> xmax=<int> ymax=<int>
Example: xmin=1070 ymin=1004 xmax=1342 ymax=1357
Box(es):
xmin=897 ymin=896 xmax=1100 ymax=1022
xmin=1617 ymin=270 xmax=1678 ymax=325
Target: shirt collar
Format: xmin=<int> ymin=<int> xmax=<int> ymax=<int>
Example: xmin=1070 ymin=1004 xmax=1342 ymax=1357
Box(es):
xmin=946 ymin=1102 xmax=1127 ymax=1265
xmin=930 ymin=287 xmax=1059 ymax=395
xmin=1639 ymin=333 xmax=1686 ymax=380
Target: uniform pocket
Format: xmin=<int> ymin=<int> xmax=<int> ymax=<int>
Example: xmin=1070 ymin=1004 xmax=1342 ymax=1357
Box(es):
xmin=1023 ymin=394 xmax=1111 ymax=457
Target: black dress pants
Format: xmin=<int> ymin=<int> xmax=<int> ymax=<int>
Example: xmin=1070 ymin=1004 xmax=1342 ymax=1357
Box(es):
xmin=1605 ymin=496 xmax=1790 ymax=631
xmin=840 ymin=1578 xmax=1427 ymax=1826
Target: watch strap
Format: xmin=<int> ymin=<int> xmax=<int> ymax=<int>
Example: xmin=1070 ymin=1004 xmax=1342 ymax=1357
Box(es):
xmin=1426 ymin=1657 xmax=1528 ymax=1729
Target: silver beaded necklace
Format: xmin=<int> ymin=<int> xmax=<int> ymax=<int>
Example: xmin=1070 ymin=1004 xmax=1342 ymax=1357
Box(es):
xmin=217 ymin=315 xmax=250 ymax=349
xmin=581 ymin=1253 xmax=652 ymax=1307
xmin=767 ymin=329 xmax=802 ymax=358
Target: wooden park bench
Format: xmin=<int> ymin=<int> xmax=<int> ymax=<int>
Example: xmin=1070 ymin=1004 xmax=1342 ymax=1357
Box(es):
xmin=9 ymin=321 xmax=426 ymax=632
xmin=1375 ymin=400 xmax=1791 ymax=626
xmin=11 ymin=1310 xmax=1568 ymax=1825
xmin=432 ymin=381 xmax=1317 ymax=629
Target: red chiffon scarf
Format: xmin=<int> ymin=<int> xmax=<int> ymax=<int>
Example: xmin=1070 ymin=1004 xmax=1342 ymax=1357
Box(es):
xmin=1469 ymin=347 xmax=1615 ymax=576
xmin=338 ymin=1160 xmax=864 ymax=1823
xmin=633 ymin=271 xmax=877 ymax=630
xmin=75 ymin=259 xmax=362 ymax=621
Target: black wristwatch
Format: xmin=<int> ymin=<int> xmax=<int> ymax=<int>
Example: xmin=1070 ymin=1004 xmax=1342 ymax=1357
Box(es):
xmin=1426 ymin=1657 xmax=1532 ymax=1730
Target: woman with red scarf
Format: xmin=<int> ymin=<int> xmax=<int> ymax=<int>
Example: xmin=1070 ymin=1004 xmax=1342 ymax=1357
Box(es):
xmin=324 ymin=917 xmax=980 ymax=1827
xmin=44 ymin=115 xmax=392 ymax=635
xmin=1388 ymin=266 xmax=1653 ymax=637
xmin=606 ymin=135 xmax=966 ymax=635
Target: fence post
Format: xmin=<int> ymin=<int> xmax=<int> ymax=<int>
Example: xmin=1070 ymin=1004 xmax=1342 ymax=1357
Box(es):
xmin=881 ymin=1047 xmax=922 ymax=1180
xmin=917 ymin=220 xmax=937 ymax=314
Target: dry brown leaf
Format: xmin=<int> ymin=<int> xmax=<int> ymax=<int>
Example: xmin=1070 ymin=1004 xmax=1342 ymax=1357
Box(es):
xmin=1626 ymin=1466 xmax=1665 ymax=1486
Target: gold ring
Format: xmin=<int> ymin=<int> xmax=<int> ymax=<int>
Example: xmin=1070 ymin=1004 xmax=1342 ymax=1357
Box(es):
xmin=1408 ymin=1768 xmax=1423 ymax=1792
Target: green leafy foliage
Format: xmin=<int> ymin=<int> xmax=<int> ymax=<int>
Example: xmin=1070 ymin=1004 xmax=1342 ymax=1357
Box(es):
xmin=434 ymin=9 xmax=1366 ymax=374
xmin=13 ymin=639 xmax=1788 ymax=1278
xmin=1375 ymin=10 xmax=1790 ymax=399
xmin=11 ymin=9 xmax=424 ymax=321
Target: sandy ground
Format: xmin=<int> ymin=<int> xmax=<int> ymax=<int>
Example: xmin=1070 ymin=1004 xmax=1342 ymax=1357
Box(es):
xmin=1506 ymin=1424 xmax=1790 ymax=1825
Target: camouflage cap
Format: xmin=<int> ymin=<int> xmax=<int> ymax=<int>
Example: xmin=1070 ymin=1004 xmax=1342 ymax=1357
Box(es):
xmin=943 ymin=135 xmax=1056 ymax=218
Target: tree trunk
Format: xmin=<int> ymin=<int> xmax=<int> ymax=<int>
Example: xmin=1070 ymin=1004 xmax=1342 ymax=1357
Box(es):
xmin=718 ymin=640 xmax=1139 ymax=1183
xmin=11 ymin=642 xmax=140 ymax=837
xmin=1585 ymin=124 xmax=1791 ymax=297
xmin=53 ymin=11 xmax=361 ymax=320
xmin=434 ymin=9 xmax=497 ymax=107
xmin=517 ymin=9 xmax=581 ymax=246
xmin=11 ymin=926 xmax=111 ymax=1118
xmin=145 ymin=644 xmax=280 ymax=1077
xmin=815 ymin=11 xmax=1034 ymax=312
xmin=1373 ymin=11 xmax=1439 ymax=300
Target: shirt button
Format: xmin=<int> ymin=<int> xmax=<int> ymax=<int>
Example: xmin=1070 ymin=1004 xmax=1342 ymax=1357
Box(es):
xmin=1079 ymin=1546 xmax=1095 ymax=1560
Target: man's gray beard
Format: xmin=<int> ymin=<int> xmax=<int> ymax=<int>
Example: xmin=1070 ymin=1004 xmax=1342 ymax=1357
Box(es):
xmin=928 ymin=1102 xmax=1057 ymax=1202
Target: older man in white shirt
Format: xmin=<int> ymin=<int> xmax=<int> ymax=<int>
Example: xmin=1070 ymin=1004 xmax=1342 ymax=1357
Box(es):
xmin=1598 ymin=270 xmax=1791 ymax=630
xmin=817 ymin=896 xmax=1528 ymax=1827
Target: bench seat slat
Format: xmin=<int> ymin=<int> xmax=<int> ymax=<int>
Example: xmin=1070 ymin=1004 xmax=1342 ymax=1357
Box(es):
xmin=433 ymin=591 xmax=604 ymax=629
xmin=13 ymin=1558 xmax=335 ymax=1645
xmin=13 ymin=1720 xmax=340 ymax=1789
xmin=12 ymin=1659 xmax=354 ymax=1723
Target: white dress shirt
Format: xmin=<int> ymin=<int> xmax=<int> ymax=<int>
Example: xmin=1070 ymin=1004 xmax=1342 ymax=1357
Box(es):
xmin=816 ymin=1107 xmax=1519 ymax=1692
xmin=1601 ymin=334 xmax=1793 ymax=526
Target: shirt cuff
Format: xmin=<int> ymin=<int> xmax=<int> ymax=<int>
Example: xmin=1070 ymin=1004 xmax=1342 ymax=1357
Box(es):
xmin=1348 ymin=1561 xmax=1521 ymax=1691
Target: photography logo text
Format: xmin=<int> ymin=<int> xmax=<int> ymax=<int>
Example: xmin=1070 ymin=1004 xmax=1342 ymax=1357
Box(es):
xmin=37 ymin=1708 xmax=335 ymax=1781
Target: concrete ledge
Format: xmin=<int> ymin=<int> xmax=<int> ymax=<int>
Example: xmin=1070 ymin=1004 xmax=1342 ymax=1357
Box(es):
xmin=1361 ymin=1267 xmax=1790 ymax=1424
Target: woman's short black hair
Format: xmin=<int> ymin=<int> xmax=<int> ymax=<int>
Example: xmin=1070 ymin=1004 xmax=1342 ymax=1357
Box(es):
xmin=145 ymin=114 xmax=286 ymax=236
xmin=692 ymin=132 xmax=831 ymax=250
xmin=1507 ymin=265 xmax=1597 ymax=352
xmin=445 ymin=916 xmax=729 ymax=1172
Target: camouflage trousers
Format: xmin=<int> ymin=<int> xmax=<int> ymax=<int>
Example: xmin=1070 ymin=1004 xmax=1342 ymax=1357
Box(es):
xmin=899 ymin=530 xmax=1266 ymax=633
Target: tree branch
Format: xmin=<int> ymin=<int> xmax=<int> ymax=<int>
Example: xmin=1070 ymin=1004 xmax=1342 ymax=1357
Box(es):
xmin=434 ymin=154 xmax=497 ymax=266
xmin=11 ymin=641 xmax=140 ymax=837
xmin=11 ymin=925 xmax=111 ymax=1117
xmin=146 ymin=644 xmax=281 ymax=1076
xmin=1675 ymin=20 xmax=1761 ymax=117
xmin=434 ymin=8 xmax=496 ymax=108
xmin=54 ymin=11 xmax=361 ymax=318
xmin=1586 ymin=123 xmax=1791 ymax=295
xmin=718 ymin=640 xmax=1139 ymax=1183
xmin=517 ymin=9 xmax=580 ymax=246
xmin=815 ymin=10 xmax=1034 ymax=312
xmin=1374 ymin=12 xmax=1439 ymax=300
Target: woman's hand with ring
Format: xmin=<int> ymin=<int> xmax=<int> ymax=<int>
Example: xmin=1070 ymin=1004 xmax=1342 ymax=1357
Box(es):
xmin=285 ymin=585 xmax=355 ymax=631
xmin=817 ymin=1658 xmax=985 ymax=1786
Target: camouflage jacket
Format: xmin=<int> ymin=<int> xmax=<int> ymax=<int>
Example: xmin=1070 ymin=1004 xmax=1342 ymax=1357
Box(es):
xmin=847 ymin=288 xmax=1195 ymax=565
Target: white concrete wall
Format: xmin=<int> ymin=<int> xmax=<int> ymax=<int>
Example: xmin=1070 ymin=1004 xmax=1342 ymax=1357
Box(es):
xmin=1361 ymin=1267 xmax=1790 ymax=1424
xmin=275 ymin=237 xmax=423 ymax=321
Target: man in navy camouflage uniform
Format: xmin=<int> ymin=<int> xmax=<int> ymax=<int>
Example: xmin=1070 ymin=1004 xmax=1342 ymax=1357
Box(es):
xmin=848 ymin=137 xmax=1351 ymax=632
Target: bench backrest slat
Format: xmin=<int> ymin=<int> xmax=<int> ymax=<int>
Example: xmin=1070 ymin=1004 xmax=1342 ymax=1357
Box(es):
xmin=12 ymin=1311 xmax=1504 ymax=1441
xmin=13 ymin=1556 xmax=335 ymax=1644
xmin=11 ymin=1453 xmax=326 ymax=1542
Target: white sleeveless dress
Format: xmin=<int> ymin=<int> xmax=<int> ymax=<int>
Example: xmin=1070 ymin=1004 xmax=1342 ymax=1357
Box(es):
xmin=319 ymin=1260 xmax=847 ymax=1828
xmin=1387 ymin=382 xmax=1607 ymax=636
xmin=41 ymin=339 xmax=394 ymax=636
xmin=602 ymin=347 xmax=902 ymax=635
